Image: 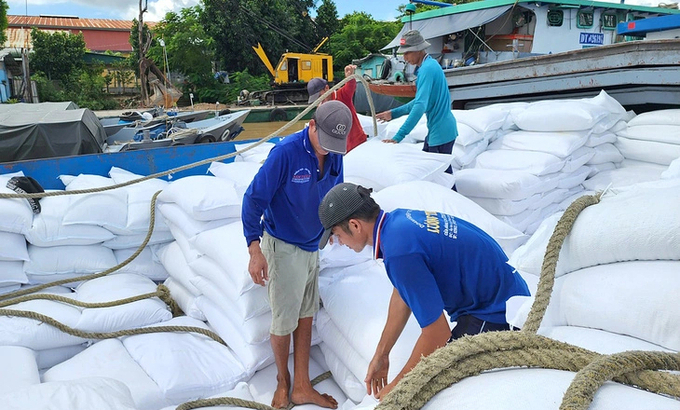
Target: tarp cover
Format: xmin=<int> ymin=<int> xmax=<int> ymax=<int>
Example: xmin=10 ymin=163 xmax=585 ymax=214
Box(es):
xmin=0 ymin=108 xmax=106 ymax=163
xmin=383 ymin=6 xmax=513 ymax=50
xmin=0 ymin=101 xmax=79 ymax=114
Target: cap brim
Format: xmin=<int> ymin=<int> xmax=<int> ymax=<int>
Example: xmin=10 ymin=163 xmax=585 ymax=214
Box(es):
xmin=319 ymin=228 xmax=333 ymax=250
xmin=308 ymin=91 xmax=323 ymax=104
xmin=397 ymin=40 xmax=431 ymax=53
xmin=318 ymin=129 xmax=347 ymax=155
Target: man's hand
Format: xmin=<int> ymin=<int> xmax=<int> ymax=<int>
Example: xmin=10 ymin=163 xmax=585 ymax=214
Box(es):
xmin=381 ymin=139 xmax=398 ymax=144
xmin=376 ymin=111 xmax=392 ymax=123
xmin=365 ymin=353 xmax=389 ymax=397
xmin=247 ymin=241 xmax=268 ymax=286
xmin=344 ymin=64 xmax=357 ymax=78
xmin=375 ymin=380 xmax=398 ymax=401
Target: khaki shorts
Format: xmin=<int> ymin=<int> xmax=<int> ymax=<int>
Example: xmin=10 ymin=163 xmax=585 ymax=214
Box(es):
xmin=261 ymin=232 xmax=320 ymax=336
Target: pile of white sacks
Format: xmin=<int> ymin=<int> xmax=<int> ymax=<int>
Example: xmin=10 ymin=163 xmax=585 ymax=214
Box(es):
xmin=0 ymin=91 xmax=679 ymax=409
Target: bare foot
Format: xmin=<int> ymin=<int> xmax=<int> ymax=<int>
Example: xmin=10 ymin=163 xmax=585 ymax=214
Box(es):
xmin=291 ymin=386 xmax=338 ymax=409
xmin=271 ymin=376 xmax=290 ymax=409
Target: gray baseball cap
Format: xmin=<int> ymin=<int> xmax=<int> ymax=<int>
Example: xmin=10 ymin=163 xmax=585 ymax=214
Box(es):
xmin=318 ymin=182 xmax=366 ymax=249
xmin=397 ymin=30 xmax=431 ymax=53
xmin=314 ymin=100 xmax=351 ymax=155
xmin=307 ymin=78 xmax=328 ymax=103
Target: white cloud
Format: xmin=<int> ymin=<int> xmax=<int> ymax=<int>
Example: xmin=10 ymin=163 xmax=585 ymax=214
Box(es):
xmin=122 ymin=0 xmax=200 ymax=22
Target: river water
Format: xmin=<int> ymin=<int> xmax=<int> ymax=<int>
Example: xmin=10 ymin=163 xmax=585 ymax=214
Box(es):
xmin=236 ymin=121 xmax=307 ymax=141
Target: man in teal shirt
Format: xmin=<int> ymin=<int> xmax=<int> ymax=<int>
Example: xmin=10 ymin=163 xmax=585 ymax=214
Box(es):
xmin=377 ymin=30 xmax=458 ymax=165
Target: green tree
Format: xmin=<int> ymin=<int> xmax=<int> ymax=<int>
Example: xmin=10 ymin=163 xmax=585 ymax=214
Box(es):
xmin=30 ymin=29 xmax=86 ymax=83
xmin=0 ymin=1 xmax=8 ymax=45
xmin=202 ymin=0 xmax=320 ymax=76
xmin=315 ymin=0 xmax=339 ymax=42
xmin=129 ymin=19 xmax=152 ymax=75
xmin=327 ymin=12 xmax=401 ymax=69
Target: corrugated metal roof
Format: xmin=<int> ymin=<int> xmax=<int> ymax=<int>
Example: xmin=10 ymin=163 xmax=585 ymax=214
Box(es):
xmin=7 ymin=15 xmax=155 ymax=31
xmin=405 ymin=0 xmax=680 ymax=22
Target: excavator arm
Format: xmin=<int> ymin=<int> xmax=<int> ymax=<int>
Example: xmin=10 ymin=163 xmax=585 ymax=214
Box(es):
xmin=252 ymin=43 xmax=276 ymax=78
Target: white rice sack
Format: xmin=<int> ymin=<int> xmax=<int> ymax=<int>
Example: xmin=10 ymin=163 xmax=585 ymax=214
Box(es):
xmin=420 ymin=367 xmax=680 ymax=410
xmin=0 ymin=297 xmax=88 ymax=350
xmin=35 ymin=344 xmax=88 ymax=370
xmin=615 ymin=136 xmax=680 ymax=166
xmin=191 ymin=275 xmax=270 ymax=345
xmin=1 ymin=377 xmax=138 ymax=410
xmin=248 ymin=348 xmax=347 ymax=407
xmin=43 ymin=338 xmax=169 ymax=410
xmin=0 ymin=232 xmax=27 ymax=261
xmin=108 ymin=167 xmax=170 ymax=233
xmin=102 ymin=230 xmax=174 ymax=250
xmin=382 ymin=114 xmax=427 ymax=142
xmin=472 ymin=149 xmax=565 ymax=175
xmin=0 ymin=173 xmax=34 ymax=234
xmin=157 ymin=175 xmax=241 ymax=221
xmin=0 ymin=346 xmax=40 ymax=395
xmin=158 ymin=202 xmax=236 ymax=239
xmin=122 ymin=316 xmax=248 ymax=404
xmin=555 ymin=183 xmax=680 ymax=275
xmin=189 ymin=255 xmax=270 ymax=321
xmin=468 ymin=193 xmax=540 ymax=216
xmin=452 ymin=138 xmax=489 ymax=167
xmin=74 ymin=273 xmax=171 ymax=333
xmin=166 ymin=220 xmax=202 ymax=262
xmin=0 ymin=261 xmax=28 ymax=286
xmin=586 ymin=143 xmax=624 ymax=165
xmin=511 ymin=100 xmax=610 ymax=132
xmin=25 ymin=195 xmax=115 ymax=246
xmin=499 ymin=203 xmax=561 ymax=234
xmin=618 ymin=124 xmax=680 ymax=145
xmin=558 ymin=189 xmax=595 ymax=211
xmin=561 ymin=146 xmax=595 ymax=173
xmin=208 ymin=160 xmax=262 ymax=197
xmin=0 ymin=283 xmax=21 ymax=295
xmin=23 ymin=244 xmax=117 ymax=278
xmin=557 ymin=167 xmax=590 ymax=190
xmin=508 ymin=212 xmax=563 ymax=277
xmin=558 ymin=261 xmax=680 ymax=351
xmin=157 ymin=241 xmax=201 ymax=295
xmin=356 ymin=113 xmax=388 ymax=138
xmin=618 ymin=159 xmax=669 ymax=170
xmin=489 ymin=130 xmax=589 ymax=158
xmin=320 ymin=239 xmax=373 ymax=271
xmin=447 ymin=122 xmax=482 ymax=147
xmin=319 ymin=341 xmax=367 ymax=403
xmin=163 ymin=277 xmax=205 ymax=321
xmin=627 ymin=109 xmax=680 ymax=127
xmin=234 ymin=141 xmax=275 ymax=163
xmin=158 ymin=382 xmax=255 ymax=410
xmin=59 ymin=174 xmax=128 ymax=233
xmin=344 ymin=139 xmax=452 ymax=191
xmin=455 ymin=169 xmax=559 ymax=200
xmin=372 ymin=181 xmax=527 ymax=255
xmin=318 ymin=261 xmax=423 ymax=382
xmin=453 ymin=107 xmax=507 ymax=134
xmin=586 ymin=162 xmax=616 ymax=178
xmin=582 ymin=166 xmax=664 ymax=191
xmin=539 ymin=326 xmax=676 ymax=355
xmin=196 ymin=296 xmax=274 ymax=374
xmin=662 ymin=157 xmax=680 ymax=179
xmin=191 ymin=221 xmax=256 ymax=295
xmin=114 ymin=245 xmax=169 ymax=281
xmin=586 ymin=131 xmax=617 ymax=147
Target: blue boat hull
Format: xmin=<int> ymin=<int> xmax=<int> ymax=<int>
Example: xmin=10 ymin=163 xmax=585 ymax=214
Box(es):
xmin=0 ymin=138 xmax=270 ymax=190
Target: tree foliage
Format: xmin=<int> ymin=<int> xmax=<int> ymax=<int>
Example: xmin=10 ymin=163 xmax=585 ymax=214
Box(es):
xmin=30 ymin=29 xmax=86 ymax=83
xmin=315 ymin=0 xmax=339 ymax=39
xmin=327 ymin=12 xmax=401 ymax=69
xmin=201 ymin=0 xmax=320 ymax=76
xmin=0 ymin=1 xmax=8 ymax=45
xmin=128 ymin=19 xmax=152 ymax=75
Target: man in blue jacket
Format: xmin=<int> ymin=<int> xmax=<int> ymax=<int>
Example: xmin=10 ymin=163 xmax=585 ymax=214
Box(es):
xmin=318 ymin=183 xmax=530 ymax=400
xmin=377 ymin=30 xmax=458 ymax=165
xmin=242 ymin=100 xmax=351 ymax=409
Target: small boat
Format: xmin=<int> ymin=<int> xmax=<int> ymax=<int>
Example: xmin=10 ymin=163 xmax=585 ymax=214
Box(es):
xmin=100 ymin=109 xmax=213 ymax=139
xmin=106 ymin=110 xmax=251 ymax=152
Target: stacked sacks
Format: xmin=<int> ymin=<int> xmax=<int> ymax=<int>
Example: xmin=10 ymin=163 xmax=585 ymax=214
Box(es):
xmin=0 ymin=173 xmax=31 ymax=294
xmin=0 ymin=273 xmax=172 ymax=371
xmin=43 ymin=316 xmax=247 ymax=410
xmin=456 ymin=91 xmax=627 ymax=234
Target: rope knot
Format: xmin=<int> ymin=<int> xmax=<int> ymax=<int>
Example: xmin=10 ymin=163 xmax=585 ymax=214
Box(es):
xmin=157 ymin=284 xmax=183 ymax=317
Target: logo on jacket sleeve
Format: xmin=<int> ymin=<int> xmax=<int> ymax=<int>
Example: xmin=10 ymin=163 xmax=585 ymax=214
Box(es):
xmin=292 ymin=168 xmax=312 ymax=184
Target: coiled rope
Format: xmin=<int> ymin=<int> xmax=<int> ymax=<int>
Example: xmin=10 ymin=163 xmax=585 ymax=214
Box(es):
xmin=376 ymin=193 xmax=680 ymax=410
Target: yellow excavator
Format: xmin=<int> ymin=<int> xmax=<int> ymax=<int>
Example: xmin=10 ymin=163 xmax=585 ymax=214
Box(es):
xmin=246 ymin=38 xmax=333 ymax=105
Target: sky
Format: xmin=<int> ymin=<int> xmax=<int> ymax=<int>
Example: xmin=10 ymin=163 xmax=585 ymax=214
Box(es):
xmin=6 ymin=0 xmax=408 ymax=23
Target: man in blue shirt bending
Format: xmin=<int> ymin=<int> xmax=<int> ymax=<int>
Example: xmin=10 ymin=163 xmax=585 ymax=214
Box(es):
xmin=318 ymin=183 xmax=530 ymax=400
xmin=242 ymin=100 xmax=351 ymax=409
xmin=377 ymin=30 xmax=458 ymax=164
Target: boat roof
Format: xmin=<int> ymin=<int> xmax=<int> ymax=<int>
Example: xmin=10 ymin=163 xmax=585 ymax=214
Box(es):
xmin=617 ymin=13 xmax=680 ymax=34
xmin=403 ymin=0 xmax=680 ymax=22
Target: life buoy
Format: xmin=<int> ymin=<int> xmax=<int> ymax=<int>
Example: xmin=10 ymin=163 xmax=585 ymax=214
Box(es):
xmin=380 ymin=59 xmax=392 ymax=80
xmin=394 ymin=71 xmax=405 ymax=83
xmin=269 ymin=108 xmax=287 ymax=122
